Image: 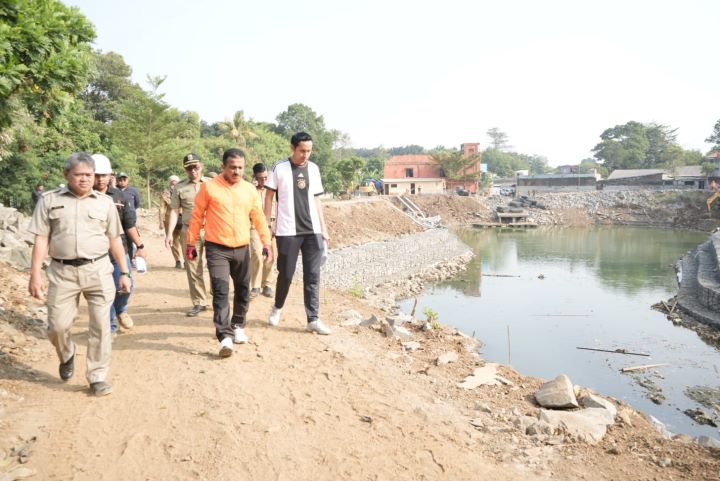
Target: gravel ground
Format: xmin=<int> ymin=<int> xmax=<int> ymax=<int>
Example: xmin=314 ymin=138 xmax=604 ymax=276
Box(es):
xmin=321 ymin=228 xmax=471 ymax=291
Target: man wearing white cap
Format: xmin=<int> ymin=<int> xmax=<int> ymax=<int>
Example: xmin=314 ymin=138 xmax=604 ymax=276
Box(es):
xmin=160 ymin=175 xmax=183 ymax=269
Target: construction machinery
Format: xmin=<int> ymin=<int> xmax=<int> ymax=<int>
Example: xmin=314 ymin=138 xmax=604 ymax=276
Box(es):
xmin=707 ymin=180 xmax=720 ymax=212
xmin=357 ymin=179 xmax=379 ymax=196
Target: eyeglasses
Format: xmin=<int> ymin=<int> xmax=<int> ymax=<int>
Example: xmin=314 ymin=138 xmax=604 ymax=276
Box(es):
xmin=185 ymin=165 xmax=200 ymax=171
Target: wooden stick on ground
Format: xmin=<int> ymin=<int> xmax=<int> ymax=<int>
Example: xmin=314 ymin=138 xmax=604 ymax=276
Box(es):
xmin=620 ymin=363 xmax=670 ymax=373
xmin=577 ymin=347 xmax=649 ymax=357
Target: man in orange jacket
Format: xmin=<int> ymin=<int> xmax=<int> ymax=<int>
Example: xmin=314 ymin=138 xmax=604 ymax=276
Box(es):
xmin=186 ymin=148 xmax=272 ymax=358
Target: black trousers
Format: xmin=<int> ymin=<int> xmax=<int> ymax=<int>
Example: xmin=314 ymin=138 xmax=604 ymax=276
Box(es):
xmin=274 ymin=234 xmax=323 ymax=323
xmin=205 ymin=241 xmax=250 ymax=341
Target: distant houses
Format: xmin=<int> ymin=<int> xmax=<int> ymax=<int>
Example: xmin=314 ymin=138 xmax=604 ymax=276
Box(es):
xmin=603 ymin=166 xmax=706 ymax=190
xmin=381 ymin=143 xmax=483 ymax=195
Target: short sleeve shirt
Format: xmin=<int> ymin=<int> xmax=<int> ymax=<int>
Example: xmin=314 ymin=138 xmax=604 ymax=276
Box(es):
xmin=171 ymin=177 xmax=209 ymax=226
xmin=27 ymin=187 xmax=122 ymax=259
xmin=266 ymin=159 xmax=323 ymax=236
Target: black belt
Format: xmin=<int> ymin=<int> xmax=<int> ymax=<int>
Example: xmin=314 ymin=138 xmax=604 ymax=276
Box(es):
xmin=52 ymin=253 xmax=109 ymax=266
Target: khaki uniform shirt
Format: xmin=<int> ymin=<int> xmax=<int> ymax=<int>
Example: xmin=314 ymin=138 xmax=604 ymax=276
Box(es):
xmin=159 ymin=188 xmax=173 ymax=224
xmin=28 ymin=187 xmax=122 ymax=259
xmin=171 ymin=177 xmax=209 ymax=226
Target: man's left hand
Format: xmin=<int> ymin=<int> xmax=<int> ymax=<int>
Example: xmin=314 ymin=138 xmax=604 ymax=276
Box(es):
xmin=118 ymin=276 xmax=132 ymax=293
xmin=262 ymin=244 xmax=273 ymax=262
xmin=136 ymin=247 xmax=147 ymax=259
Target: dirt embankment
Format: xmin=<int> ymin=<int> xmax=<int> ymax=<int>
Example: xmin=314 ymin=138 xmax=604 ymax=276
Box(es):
xmin=0 ymin=195 xmax=719 ymax=480
xmin=405 ymin=191 xmax=720 ymax=232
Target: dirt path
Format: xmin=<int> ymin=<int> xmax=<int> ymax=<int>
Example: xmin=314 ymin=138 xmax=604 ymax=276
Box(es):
xmin=1 ymin=204 xmax=719 ymax=480
xmin=0 ymin=233 xmax=541 ymax=481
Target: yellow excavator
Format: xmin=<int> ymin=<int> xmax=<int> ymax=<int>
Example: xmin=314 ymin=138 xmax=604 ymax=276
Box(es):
xmin=708 ymin=180 xmax=720 ymax=212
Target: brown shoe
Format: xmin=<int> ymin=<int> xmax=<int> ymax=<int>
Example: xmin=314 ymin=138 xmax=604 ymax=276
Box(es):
xmin=186 ymin=305 xmax=207 ymax=317
xmin=117 ymin=312 xmax=134 ymax=329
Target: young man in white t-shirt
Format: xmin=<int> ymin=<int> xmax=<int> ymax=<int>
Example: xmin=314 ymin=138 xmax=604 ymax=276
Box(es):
xmin=264 ymin=132 xmax=331 ymax=334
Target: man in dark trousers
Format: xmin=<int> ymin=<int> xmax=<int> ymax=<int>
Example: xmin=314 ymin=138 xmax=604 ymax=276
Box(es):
xmin=264 ymin=132 xmax=331 ymax=335
xmin=186 ymin=148 xmax=272 ymax=357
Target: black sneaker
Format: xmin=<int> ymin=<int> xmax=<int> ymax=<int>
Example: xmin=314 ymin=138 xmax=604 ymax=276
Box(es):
xmin=261 ymin=286 xmax=273 ymax=298
xmin=90 ymin=381 xmax=113 ymax=397
xmin=59 ymin=353 xmax=74 ymax=381
xmin=186 ymin=305 xmax=207 ymax=317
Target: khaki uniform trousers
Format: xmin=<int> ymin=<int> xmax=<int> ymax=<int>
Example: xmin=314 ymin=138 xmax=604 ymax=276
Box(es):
xmin=249 ymin=229 xmax=277 ymax=290
xmin=170 ymin=227 xmax=182 ymax=263
xmin=181 ymin=224 xmax=208 ymax=306
xmin=46 ymin=258 xmax=116 ymax=383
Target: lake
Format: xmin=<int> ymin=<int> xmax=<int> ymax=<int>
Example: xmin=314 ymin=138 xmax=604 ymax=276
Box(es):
xmin=401 ymin=226 xmax=719 ymax=440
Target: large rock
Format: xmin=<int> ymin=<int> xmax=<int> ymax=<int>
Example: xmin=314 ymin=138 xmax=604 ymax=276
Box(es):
xmin=534 ymin=374 xmax=579 ymax=409
xmin=579 ymin=394 xmax=617 ymax=417
xmin=10 ymin=246 xmax=31 ymax=270
xmin=0 ymin=207 xmax=21 ymax=230
xmin=539 ymin=408 xmax=615 ymax=444
xmin=1 ymin=232 xmax=24 ymax=249
xmin=383 ymin=323 xmax=412 ymax=339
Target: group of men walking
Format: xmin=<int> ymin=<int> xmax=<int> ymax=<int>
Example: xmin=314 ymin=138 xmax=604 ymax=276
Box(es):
xmin=28 ymin=132 xmax=331 ymax=396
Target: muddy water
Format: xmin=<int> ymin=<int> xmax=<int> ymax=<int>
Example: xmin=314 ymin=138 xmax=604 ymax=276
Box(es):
xmin=401 ymin=226 xmax=720 ymax=440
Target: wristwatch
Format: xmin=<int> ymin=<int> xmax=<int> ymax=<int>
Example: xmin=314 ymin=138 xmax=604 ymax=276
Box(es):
xmin=136 ymin=243 xmax=145 ymax=249
xmin=120 ymin=272 xmax=132 ymax=278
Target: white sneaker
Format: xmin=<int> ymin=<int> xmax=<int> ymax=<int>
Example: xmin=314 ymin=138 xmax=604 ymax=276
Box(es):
xmin=219 ymin=337 xmax=233 ymax=358
xmin=268 ymin=306 xmax=282 ymax=327
xmin=233 ymin=327 xmax=248 ymax=344
xmin=306 ymin=320 xmax=332 ymax=335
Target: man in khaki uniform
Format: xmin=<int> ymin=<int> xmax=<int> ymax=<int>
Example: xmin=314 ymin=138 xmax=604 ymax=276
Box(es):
xmin=165 ymin=154 xmax=209 ymax=316
xmin=159 ymin=174 xmax=182 ymax=269
xmin=249 ymin=163 xmax=277 ymax=299
xmin=28 ymin=152 xmax=131 ymax=397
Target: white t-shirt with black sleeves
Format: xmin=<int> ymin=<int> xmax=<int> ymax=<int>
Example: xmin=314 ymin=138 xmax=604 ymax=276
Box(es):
xmin=266 ymin=159 xmax=324 ymax=236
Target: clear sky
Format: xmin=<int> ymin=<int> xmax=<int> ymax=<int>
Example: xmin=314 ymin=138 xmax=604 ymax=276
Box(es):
xmin=68 ymin=0 xmax=719 ymax=166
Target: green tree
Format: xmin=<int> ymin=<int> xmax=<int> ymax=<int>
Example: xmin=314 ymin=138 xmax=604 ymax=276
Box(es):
xmin=707 ymin=119 xmax=720 ymax=152
xmin=527 ymin=155 xmax=550 ymax=175
xmin=0 ymin=0 xmax=95 ymax=131
xmin=431 ymin=150 xmax=480 ymax=183
xmin=592 ymin=121 xmax=649 ymax=171
xmin=592 ymin=121 xmax=699 ymax=172
xmin=274 ymin=103 xmax=337 ymax=176
xmin=80 ymin=50 xmax=138 ymax=124
xmin=245 ymin=122 xmax=288 ymax=169
xmin=334 ymin=156 xmax=365 ymax=193
xmin=388 ymin=145 xmax=424 ymax=155
xmin=486 ymin=127 xmax=511 ymax=151
xmin=702 ymin=161 xmax=717 ymax=178
xmin=217 ymin=110 xmax=256 ymax=149
xmin=111 ymin=76 xmax=199 ymax=207
xmin=482 ymin=148 xmax=529 ymax=177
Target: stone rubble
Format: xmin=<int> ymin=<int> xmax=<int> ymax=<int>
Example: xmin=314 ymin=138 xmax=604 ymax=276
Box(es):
xmin=481 ymin=190 xmax=691 ymax=225
xmin=0 ymin=205 xmax=32 ymax=270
